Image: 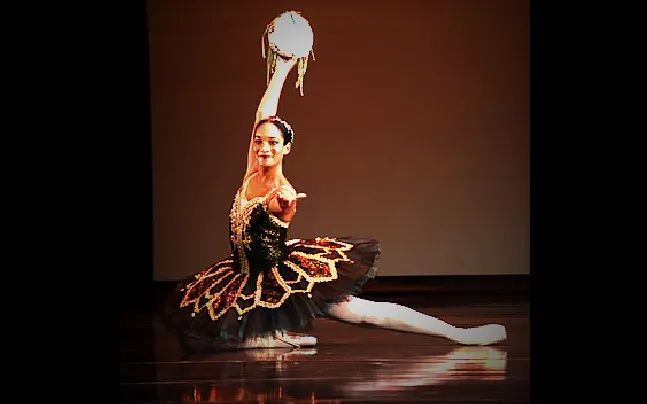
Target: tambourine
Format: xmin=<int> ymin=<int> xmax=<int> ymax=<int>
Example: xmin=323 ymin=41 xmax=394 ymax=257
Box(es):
xmin=261 ymin=10 xmax=315 ymax=96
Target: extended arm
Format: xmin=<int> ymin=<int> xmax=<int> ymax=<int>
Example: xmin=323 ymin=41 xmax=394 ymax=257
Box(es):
xmin=267 ymin=184 xmax=306 ymax=223
xmin=244 ymin=57 xmax=297 ymax=180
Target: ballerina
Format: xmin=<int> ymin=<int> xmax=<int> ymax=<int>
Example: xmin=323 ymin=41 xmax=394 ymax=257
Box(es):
xmin=161 ymin=10 xmax=507 ymax=351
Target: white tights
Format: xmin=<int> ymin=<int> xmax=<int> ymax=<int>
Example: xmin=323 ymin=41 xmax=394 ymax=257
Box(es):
xmin=238 ymin=296 xmax=507 ymax=349
xmin=324 ymin=297 xmax=506 ymax=346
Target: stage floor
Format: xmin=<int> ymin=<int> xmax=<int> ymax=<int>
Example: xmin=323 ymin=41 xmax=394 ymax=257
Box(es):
xmin=119 ymin=292 xmax=530 ymax=403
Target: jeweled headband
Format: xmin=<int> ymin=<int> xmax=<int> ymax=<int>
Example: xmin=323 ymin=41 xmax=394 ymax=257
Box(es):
xmin=255 ymin=116 xmax=295 ymax=144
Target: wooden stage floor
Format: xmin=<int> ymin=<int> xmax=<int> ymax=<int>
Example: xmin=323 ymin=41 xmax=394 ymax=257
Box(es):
xmin=119 ymin=292 xmax=530 ymax=403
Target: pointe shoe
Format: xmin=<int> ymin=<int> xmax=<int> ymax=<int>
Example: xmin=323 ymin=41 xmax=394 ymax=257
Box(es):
xmin=238 ymin=332 xmax=318 ymax=349
xmin=238 ymin=335 xmax=295 ymax=349
xmin=274 ymin=331 xmax=318 ymax=348
xmin=451 ymin=324 xmax=507 ymax=346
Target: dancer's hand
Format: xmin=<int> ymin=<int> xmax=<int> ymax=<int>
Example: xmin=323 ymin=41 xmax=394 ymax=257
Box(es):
xmin=276 ymin=186 xmax=306 ymax=212
xmin=274 ymin=54 xmax=298 ymax=71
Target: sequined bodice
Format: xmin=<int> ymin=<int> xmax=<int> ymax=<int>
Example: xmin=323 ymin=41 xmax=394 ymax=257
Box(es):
xmin=228 ymin=187 xmax=289 ymax=274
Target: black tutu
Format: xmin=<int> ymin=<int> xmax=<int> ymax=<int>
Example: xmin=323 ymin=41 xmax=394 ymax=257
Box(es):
xmin=161 ymin=237 xmax=379 ymax=351
xmin=160 ymin=181 xmax=380 ymax=352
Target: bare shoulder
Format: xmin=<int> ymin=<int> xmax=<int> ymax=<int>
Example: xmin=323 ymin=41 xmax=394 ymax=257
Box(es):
xmin=242 ymin=172 xmax=265 ymax=200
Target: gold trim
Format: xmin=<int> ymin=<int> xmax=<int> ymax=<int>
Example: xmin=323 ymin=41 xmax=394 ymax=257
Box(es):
xmin=206 ymin=273 xmax=249 ymax=320
xmin=268 ymin=213 xmax=289 ymax=228
xmin=274 ymin=265 xmax=315 ymax=294
xmin=179 ymin=260 xmax=235 ymax=309
xmin=229 ymin=182 xmax=269 ymax=274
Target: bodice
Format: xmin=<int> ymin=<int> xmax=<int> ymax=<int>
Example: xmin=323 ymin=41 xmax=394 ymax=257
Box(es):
xmin=228 ymin=186 xmax=289 ymax=274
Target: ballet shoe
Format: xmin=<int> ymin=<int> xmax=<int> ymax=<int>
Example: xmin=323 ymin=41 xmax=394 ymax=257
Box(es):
xmin=237 ymin=332 xmax=318 ymax=349
xmin=274 ymin=331 xmax=318 ymax=347
xmin=237 ymin=335 xmax=295 ymax=349
xmin=450 ymin=324 xmax=507 ymax=346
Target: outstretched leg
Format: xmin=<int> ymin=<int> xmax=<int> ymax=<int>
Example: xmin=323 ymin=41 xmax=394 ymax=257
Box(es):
xmin=324 ymin=297 xmax=506 ymax=345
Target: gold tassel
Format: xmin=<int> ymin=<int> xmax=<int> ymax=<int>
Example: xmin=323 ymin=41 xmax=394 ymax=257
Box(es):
xmin=266 ymin=47 xmax=275 ymax=86
xmin=261 ymin=31 xmax=266 ymax=59
xmin=296 ymin=56 xmax=309 ymax=96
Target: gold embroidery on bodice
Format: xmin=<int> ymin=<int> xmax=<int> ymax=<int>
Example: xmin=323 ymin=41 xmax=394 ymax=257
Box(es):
xmin=229 ymin=188 xmax=268 ymax=274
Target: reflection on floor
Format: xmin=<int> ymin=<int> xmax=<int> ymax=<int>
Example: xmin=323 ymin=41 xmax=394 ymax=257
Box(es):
xmin=120 ymin=293 xmax=529 ymax=403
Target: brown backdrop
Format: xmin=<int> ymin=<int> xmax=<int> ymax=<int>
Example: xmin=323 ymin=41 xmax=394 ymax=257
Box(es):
xmin=147 ymin=0 xmax=529 ymax=281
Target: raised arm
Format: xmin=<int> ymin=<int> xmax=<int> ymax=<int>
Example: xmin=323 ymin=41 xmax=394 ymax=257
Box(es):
xmin=244 ymin=57 xmax=297 ymax=180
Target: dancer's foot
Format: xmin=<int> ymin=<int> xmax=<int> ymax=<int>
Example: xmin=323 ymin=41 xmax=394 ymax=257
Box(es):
xmin=274 ymin=331 xmax=318 ymax=347
xmin=238 ymin=332 xmax=318 ymax=349
xmin=238 ymin=335 xmax=294 ymax=349
xmin=450 ymin=324 xmax=507 ymax=346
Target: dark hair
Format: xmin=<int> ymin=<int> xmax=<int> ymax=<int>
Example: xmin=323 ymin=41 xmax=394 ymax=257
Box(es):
xmin=254 ymin=116 xmax=295 ymax=144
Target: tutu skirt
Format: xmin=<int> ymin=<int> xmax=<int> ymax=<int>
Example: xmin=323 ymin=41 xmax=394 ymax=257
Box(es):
xmin=160 ymin=237 xmax=380 ymax=351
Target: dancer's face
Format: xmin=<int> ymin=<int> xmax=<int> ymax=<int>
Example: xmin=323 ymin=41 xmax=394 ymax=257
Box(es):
xmin=253 ymin=122 xmax=291 ymax=167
